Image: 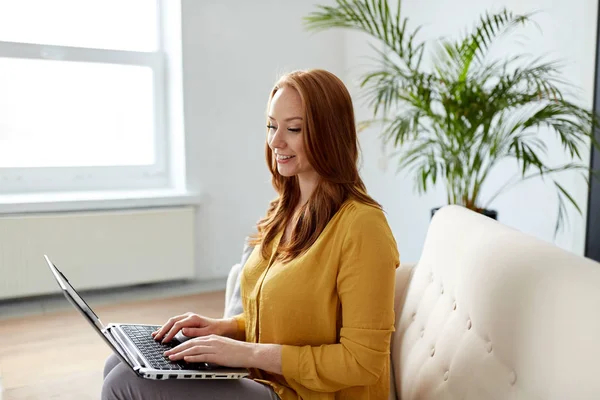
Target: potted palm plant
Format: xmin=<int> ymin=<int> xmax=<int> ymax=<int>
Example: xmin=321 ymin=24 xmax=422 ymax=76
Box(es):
xmin=304 ymin=0 xmax=599 ymax=235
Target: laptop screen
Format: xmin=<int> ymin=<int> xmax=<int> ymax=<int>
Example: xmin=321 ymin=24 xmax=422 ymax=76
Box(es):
xmin=44 ymin=255 xmax=105 ymax=332
xmin=44 ymin=255 xmax=134 ymax=370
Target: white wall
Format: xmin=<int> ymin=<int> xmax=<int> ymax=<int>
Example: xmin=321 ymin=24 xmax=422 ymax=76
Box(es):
xmin=181 ymin=0 xmax=598 ymax=278
xmin=181 ymin=0 xmax=345 ymax=278
xmin=346 ymin=0 xmax=598 ymax=263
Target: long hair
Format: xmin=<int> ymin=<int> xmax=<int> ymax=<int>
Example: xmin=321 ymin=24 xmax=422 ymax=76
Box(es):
xmin=249 ymin=69 xmax=381 ymax=262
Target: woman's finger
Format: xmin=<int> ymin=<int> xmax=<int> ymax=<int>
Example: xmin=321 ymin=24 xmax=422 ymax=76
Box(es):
xmin=165 ymin=335 xmax=214 ymax=356
xmin=184 ymin=354 xmax=214 ymax=363
xmin=181 ymin=326 xmax=210 ymax=337
xmin=167 ymin=345 xmax=213 ymax=361
xmin=164 ymin=336 xmax=201 ymax=355
xmin=162 ymin=315 xmax=197 ymax=343
xmin=161 ymin=321 xmax=185 ymax=343
xmin=152 ymin=322 xmax=175 ymax=341
xmin=152 ymin=314 xmax=186 ymax=341
xmin=152 ymin=322 xmax=174 ymax=341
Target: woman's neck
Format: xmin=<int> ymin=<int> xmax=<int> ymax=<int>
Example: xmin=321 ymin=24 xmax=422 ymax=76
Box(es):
xmin=297 ymin=172 xmax=319 ymax=205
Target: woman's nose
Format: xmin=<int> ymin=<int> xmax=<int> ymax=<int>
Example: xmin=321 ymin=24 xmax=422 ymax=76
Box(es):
xmin=269 ymin=129 xmax=285 ymax=149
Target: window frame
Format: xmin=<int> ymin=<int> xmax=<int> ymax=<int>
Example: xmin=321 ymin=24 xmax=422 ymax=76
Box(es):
xmin=585 ymin=3 xmax=600 ymax=263
xmin=0 ymin=0 xmax=173 ymax=195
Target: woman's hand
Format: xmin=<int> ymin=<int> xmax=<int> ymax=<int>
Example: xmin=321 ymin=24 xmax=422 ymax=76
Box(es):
xmin=164 ymin=335 xmax=283 ymax=374
xmin=164 ymin=335 xmax=254 ymax=368
xmin=151 ymin=312 xmax=237 ymax=343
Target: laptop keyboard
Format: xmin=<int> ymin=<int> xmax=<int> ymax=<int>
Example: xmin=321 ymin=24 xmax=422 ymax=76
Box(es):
xmin=121 ymin=324 xmax=211 ymax=371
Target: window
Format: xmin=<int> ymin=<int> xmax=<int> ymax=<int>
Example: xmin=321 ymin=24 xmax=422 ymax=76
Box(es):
xmin=0 ymin=0 xmax=178 ymax=195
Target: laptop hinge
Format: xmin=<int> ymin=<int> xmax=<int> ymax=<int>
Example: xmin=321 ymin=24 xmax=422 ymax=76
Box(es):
xmin=105 ymin=326 xmax=144 ymax=369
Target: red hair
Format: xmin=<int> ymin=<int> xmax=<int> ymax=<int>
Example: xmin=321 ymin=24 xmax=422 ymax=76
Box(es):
xmin=250 ymin=69 xmax=381 ymax=262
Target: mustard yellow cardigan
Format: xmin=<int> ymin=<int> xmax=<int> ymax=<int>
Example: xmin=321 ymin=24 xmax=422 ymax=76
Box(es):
xmin=234 ymin=199 xmax=400 ymax=399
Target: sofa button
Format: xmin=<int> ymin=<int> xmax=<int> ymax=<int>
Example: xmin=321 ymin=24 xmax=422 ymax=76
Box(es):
xmin=486 ymin=342 xmax=493 ymax=353
xmin=452 ymin=301 xmax=457 ymax=310
xmin=467 ymin=319 xmax=472 ymax=330
xmin=509 ymin=371 xmax=517 ymax=385
xmin=444 ymin=370 xmax=449 ymax=381
xmin=430 ymin=347 xmax=435 ymax=357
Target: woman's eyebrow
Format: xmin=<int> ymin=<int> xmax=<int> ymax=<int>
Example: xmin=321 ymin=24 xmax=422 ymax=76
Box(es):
xmin=268 ymin=116 xmax=303 ymax=122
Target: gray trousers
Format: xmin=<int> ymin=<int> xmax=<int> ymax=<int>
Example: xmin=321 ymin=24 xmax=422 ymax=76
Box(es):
xmin=102 ymin=354 xmax=280 ymax=400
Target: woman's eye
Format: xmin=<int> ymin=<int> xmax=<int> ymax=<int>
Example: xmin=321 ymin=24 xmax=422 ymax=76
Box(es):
xmin=267 ymin=125 xmax=277 ymax=130
xmin=288 ymin=128 xmax=301 ymax=133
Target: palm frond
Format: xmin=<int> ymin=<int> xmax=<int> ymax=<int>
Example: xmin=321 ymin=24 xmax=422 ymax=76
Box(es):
xmin=304 ymin=0 xmax=425 ymax=69
xmin=434 ymin=9 xmax=534 ymax=84
xmin=489 ymin=58 xmax=568 ymax=106
xmin=484 ymin=162 xmax=592 ymax=207
xmin=518 ymin=101 xmax=595 ymax=160
xmin=359 ymin=43 xmax=417 ymax=115
xmin=380 ymin=109 xmax=422 ymax=146
xmin=554 ymin=180 xmax=583 ymax=236
xmin=458 ymin=9 xmax=534 ymax=65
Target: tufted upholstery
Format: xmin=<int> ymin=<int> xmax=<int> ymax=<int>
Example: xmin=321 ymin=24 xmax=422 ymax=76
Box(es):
xmin=391 ymin=205 xmax=600 ymax=400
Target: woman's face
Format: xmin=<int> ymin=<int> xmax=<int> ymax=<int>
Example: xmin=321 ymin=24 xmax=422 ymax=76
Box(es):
xmin=267 ymin=87 xmax=316 ymax=179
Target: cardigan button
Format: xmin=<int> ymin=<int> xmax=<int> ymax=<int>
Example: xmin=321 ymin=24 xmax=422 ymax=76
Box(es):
xmin=444 ymin=370 xmax=449 ymax=381
xmin=430 ymin=347 xmax=435 ymax=357
xmin=486 ymin=341 xmax=493 ymax=353
xmin=467 ymin=319 xmax=472 ymax=330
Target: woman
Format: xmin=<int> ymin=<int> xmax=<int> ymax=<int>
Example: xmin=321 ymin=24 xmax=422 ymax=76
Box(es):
xmin=102 ymin=69 xmax=400 ymax=400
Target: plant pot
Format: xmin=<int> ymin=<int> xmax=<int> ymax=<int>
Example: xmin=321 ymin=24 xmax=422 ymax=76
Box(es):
xmin=431 ymin=206 xmax=498 ymax=220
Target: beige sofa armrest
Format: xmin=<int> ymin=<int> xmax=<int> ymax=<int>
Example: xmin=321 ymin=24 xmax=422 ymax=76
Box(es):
xmin=395 ymin=262 xmax=417 ymax=312
xmin=224 ymin=263 xmax=242 ymax=318
xmin=389 ymin=262 xmax=417 ymax=400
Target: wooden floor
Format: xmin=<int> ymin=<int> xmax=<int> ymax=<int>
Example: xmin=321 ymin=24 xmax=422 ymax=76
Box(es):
xmin=0 ymin=290 xmax=225 ymax=400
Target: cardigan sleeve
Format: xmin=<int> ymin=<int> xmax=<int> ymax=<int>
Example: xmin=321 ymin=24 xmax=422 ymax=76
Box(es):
xmin=231 ymin=312 xmax=246 ymax=341
xmin=281 ymin=208 xmax=399 ymax=391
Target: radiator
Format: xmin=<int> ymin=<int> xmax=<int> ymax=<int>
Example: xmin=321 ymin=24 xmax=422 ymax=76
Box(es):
xmin=0 ymin=206 xmax=195 ymax=300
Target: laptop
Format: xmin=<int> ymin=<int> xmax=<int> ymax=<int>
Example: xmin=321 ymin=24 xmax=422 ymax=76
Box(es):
xmin=44 ymin=255 xmax=249 ymax=380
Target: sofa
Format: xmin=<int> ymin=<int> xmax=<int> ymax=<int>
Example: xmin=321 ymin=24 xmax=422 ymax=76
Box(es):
xmin=225 ymin=205 xmax=600 ymax=399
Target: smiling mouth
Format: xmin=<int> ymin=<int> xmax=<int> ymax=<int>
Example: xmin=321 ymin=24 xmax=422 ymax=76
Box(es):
xmin=276 ymin=155 xmax=296 ymax=160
